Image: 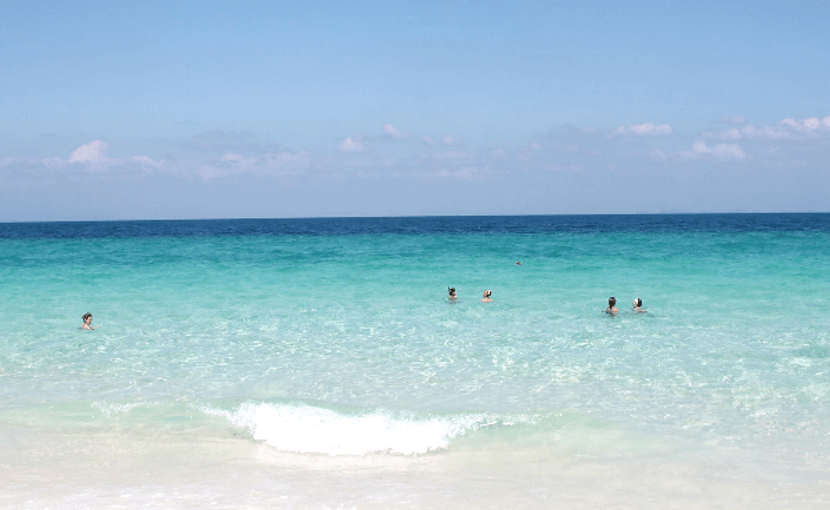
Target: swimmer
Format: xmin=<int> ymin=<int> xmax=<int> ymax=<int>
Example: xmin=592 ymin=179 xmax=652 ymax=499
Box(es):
xmin=81 ymin=313 xmax=95 ymax=330
xmin=632 ymin=298 xmax=646 ymax=313
xmin=482 ymin=290 xmax=493 ymax=303
xmin=605 ymin=297 xmax=619 ymax=314
xmin=515 ymin=261 xmax=522 ymax=266
xmin=448 ymin=287 xmax=457 ymax=302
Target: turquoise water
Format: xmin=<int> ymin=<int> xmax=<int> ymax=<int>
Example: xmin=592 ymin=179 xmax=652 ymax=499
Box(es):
xmin=1 ymin=215 xmax=829 ymax=508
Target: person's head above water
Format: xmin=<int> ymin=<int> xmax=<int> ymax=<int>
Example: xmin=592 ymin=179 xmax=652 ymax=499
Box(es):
xmin=633 ymin=298 xmax=642 ymax=308
xmin=484 ymin=290 xmax=492 ymax=298
xmin=82 ymin=313 xmax=92 ymax=322
xmin=608 ymin=297 xmax=616 ymax=307
xmin=448 ymin=287 xmax=456 ymax=295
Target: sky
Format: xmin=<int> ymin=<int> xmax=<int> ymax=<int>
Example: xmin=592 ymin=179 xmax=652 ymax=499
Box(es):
xmin=1 ymin=0 xmax=828 ymax=221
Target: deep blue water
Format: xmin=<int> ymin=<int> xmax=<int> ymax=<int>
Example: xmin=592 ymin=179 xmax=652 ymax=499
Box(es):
xmin=1 ymin=213 xmax=829 ymax=239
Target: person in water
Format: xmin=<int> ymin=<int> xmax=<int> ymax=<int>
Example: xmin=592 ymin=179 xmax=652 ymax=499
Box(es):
xmin=448 ymin=287 xmax=457 ymax=302
xmin=632 ymin=298 xmax=646 ymax=313
xmin=606 ymin=297 xmax=619 ymax=314
xmin=482 ymin=290 xmax=493 ymax=303
xmin=81 ymin=313 xmax=95 ymax=330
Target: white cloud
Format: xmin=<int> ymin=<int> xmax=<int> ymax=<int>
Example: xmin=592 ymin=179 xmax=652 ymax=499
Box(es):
xmin=705 ymin=115 xmax=830 ymax=141
xmin=198 ymin=151 xmax=308 ymax=179
xmin=69 ymin=140 xmax=108 ymax=164
xmin=421 ymin=134 xmax=462 ymax=146
xmin=722 ymin=128 xmax=743 ymax=140
xmin=221 ymin=152 xmax=248 ymax=164
xmin=716 ymin=116 xmax=748 ymax=124
xmin=63 ymin=140 xmax=162 ymax=170
xmin=685 ymin=141 xmax=745 ymax=160
xmin=221 ymin=151 xmax=305 ymax=169
xmin=0 ymin=147 xmax=162 ymax=176
xmin=613 ymin=123 xmax=674 ymax=137
xmin=383 ymin=123 xmax=409 ymax=140
xmin=129 ymin=155 xmax=162 ymax=167
xmin=0 ymin=156 xmax=66 ymax=171
xmin=780 ymin=116 xmax=830 ymax=133
xmin=339 ymin=137 xmax=364 ymax=152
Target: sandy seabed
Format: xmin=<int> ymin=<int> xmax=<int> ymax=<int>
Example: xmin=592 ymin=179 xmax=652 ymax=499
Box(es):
xmin=2 ymin=428 xmax=828 ymax=510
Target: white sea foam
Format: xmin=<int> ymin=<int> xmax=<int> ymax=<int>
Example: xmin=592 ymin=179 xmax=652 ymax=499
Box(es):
xmin=93 ymin=400 xmax=161 ymax=417
xmin=204 ymin=402 xmax=502 ymax=455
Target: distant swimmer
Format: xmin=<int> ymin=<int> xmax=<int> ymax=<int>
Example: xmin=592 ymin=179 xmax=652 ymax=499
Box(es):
xmin=81 ymin=313 xmax=95 ymax=330
xmin=448 ymin=287 xmax=457 ymax=302
xmin=632 ymin=298 xmax=647 ymax=313
xmin=482 ymin=290 xmax=493 ymax=303
xmin=515 ymin=261 xmax=522 ymax=265
xmin=605 ymin=297 xmax=619 ymax=314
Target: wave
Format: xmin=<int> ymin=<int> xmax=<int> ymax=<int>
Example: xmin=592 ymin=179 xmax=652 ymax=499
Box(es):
xmin=202 ymin=401 xmax=531 ymax=456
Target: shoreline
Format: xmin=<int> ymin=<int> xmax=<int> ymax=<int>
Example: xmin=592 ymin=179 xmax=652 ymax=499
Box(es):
xmin=3 ymin=424 xmax=827 ymax=509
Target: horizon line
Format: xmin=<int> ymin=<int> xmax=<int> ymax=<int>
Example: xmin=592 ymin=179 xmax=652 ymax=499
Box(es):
xmin=2 ymin=211 xmax=828 ymax=225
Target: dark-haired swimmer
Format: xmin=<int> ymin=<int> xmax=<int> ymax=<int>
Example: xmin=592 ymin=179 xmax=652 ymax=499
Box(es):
xmin=81 ymin=313 xmax=95 ymax=330
xmin=605 ymin=297 xmax=619 ymax=314
xmin=482 ymin=290 xmax=493 ymax=303
xmin=448 ymin=287 xmax=457 ymax=302
xmin=632 ymin=298 xmax=647 ymax=313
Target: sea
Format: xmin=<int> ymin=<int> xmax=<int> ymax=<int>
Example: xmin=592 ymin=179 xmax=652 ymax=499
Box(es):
xmin=1 ymin=214 xmax=828 ymax=509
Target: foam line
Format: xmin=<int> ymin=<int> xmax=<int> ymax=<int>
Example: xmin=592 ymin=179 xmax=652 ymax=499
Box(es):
xmin=205 ymin=402 xmax=499 ymax=456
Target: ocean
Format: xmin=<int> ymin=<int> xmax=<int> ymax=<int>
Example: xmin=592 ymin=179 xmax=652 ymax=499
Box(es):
xmin=1 ymin=214 xmax=828 ymax=508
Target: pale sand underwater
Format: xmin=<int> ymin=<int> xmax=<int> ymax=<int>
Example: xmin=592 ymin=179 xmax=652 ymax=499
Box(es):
xmin=3 ymin=424 xmax=827 ymax=509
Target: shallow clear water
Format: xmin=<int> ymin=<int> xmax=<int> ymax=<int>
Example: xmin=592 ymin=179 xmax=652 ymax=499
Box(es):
xmin=1 ymin=214 xmax=829 ymax=508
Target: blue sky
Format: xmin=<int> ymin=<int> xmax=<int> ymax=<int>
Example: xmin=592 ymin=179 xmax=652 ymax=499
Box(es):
xmin=1 ymin=0 xmax=828 ymax=220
